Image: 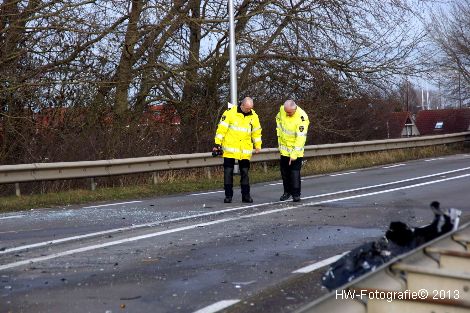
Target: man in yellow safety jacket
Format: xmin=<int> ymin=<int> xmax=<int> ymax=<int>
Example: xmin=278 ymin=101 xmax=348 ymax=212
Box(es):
xmin=276 ymin=100 xmax=309 ymax=202
xmin=213 ymin=97 xmax=262 ymax=203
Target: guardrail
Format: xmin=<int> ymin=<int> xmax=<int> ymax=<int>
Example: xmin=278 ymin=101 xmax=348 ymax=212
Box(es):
xmin=294 ymin=221 xmax=470 ymax=313
xmin=1 ymin=132 xmax=469 ymax=196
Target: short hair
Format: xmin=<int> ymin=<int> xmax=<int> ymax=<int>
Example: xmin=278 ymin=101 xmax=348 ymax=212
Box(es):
xmin=284 ymin=100 xmax=296 ymax=109
xmin=242 ymin=97 xmax=253 ymax=107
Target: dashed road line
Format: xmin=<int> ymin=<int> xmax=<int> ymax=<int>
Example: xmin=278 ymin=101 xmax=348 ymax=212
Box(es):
xmin=330 ymin=172 xmax=357 ymax=177
xmin=82 ymin=201 xmax=143 ymax=209
xmin=292 ymin=252 xmax=349 ymax=273
xmin=193 ymin=300 xmax=240 ymax=313
xmin=383 ymin=164 xmax=406 ymax=169
xmin=424 ymin=158 xmax=445 ymax=162
xmin=0 ymin=215 xmax=24 ymax=220
xmin=189 ymin=191 xmax=224 ymax=196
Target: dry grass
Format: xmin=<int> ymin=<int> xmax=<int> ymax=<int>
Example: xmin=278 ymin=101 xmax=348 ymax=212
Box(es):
xmin=301 ymin=145 xmax=456 ymax=176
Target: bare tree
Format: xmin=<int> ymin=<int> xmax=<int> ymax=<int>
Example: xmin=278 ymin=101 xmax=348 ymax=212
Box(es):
xmin=114 ymin=0 xmax=144 ymax=115
xmin=426 ymin=0 xmax=470 ymax=107
xmin=0 ymin=0 xmax=432 ymax=164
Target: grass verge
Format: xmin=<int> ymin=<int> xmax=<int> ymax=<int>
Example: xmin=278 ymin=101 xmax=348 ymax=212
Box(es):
xmin=0 ymin=144 xmax=464 ymax=213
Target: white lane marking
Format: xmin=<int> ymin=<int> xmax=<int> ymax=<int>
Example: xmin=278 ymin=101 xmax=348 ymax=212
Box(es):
xmin=189 ymin=191 xmax=224 ymax=196
xmin=330 ymin=172 xmax=357 ymax=177
xmin=302 ymin=166 xmax=470 ymax=201
xmin=4 ymin=166 xmax=470 ymax=255
xmin=1 ymin=173 xmax=469 ymax=271
xmin=292 ymin=252 xmax=349 ymax=273
xmin=82 ymin=201 xmax=143 ymax=209
xmin=0 ymin=215 xmax=24 ymax=220
xmin=0 ymin=228 xmax=42 ymax=235
xmin=193 ymin=300 xmax=240 ymax=313
xmin=383 ymin=164 xmax=406 ymax=169
xmin=0 ymin=230 xmax=19 ymax=234
xmin=425 ymin=158 xmax=445 ymax=162
xmin=268 ymin=182 xmax=283 ymax=186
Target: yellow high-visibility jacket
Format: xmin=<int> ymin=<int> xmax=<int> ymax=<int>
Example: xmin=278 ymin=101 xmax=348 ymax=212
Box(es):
xmin=214 ymin=105 xmax=262 ymax=160
xmin=276 ymin=105 xmax=309 ymax=160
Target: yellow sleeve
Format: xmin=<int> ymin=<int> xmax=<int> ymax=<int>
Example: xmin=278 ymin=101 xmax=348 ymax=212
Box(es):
xmin=215 ymin=110 xmax=230 ymax=145
xmin=291 ymin=116 xmax=309 ymax=160
xmin=275 ymin=111 xmax=281 ymax=138
xmin=251 ymin=115 xmax=262 ymax=149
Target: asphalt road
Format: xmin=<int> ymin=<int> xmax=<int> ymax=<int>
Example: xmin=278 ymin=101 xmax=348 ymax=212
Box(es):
xmin=1 ymin=154 xmax=470 ymax=313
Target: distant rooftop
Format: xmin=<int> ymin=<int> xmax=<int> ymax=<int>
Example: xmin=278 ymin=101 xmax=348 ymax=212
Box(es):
xmin=415 ymin=108 xmax=470 ymax=135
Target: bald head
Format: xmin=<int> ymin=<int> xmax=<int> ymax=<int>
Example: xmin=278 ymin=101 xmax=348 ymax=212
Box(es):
xmin=242 ymin=97 xmax=253 ymax=107
xmin=283 ymin=99 xmax=297 ymax=116
xmin=240 ymin=97 xmax=253 ymax=113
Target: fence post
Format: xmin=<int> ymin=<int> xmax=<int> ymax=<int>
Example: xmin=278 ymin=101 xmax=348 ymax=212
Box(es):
xmin=205 ymin=167 xmax=212 ymax=179
xmin=152 ymin=172 xmax=159 ymax=185
xmin=263 ymin=162 xmax=267 ymax=173
xmin=15 ymin=183 xmax=21 ymax=197
xmin=90 ymin=178 xmax=96 ymax=191
xmin=464 ymin=134 xmax=470 ymax=148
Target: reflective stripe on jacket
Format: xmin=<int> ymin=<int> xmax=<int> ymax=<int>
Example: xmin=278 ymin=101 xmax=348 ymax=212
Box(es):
xmin=276 ymin=105 xmax=309 ymax=160
xmin=214 ymin=105 xmax=262 ymax=160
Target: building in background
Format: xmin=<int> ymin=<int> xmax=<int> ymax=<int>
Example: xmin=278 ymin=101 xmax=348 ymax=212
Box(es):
xmin=386 ymin=112 xmax=419 ymax=138
xmin=415 ymin=108 xmax=470 ymax=135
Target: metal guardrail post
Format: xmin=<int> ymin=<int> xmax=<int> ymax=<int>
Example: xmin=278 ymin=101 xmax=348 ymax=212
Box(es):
xmin=464 ymin=134 xmax=470 ymax=148
xmin=90 ymin=178 xmax=96 ymax=191
xmin=15 ymin=183 xmax=20 ymax=197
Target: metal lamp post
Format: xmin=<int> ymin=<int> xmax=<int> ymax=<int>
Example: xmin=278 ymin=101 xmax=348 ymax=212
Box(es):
xmin=228 ymin=0 xmax=239 ymax=174
xmin=458 ymin=70 xmax=462 ymax=109
xmin=228 ymin=0 xmax=237 ymax=108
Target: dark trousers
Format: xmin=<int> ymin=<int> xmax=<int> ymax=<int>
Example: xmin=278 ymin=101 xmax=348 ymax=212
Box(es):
xmin=224 ymin=158 xmax=250 ymax=197
xmin=280 ymin=156 xmax=303 ymax=197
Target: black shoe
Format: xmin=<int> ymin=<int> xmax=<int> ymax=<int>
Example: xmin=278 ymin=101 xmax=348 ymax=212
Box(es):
xmin=280 ymin=193 xmax=291 ymax=201
xmin=224 ymin=197 xmax=232 ymax=203
xmin=292 ymin=195 xmax=301 ymax=202
xmin=242 ymin=195 xmax=253 ymax=203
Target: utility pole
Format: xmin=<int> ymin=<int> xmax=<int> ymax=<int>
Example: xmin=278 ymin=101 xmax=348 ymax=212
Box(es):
xmin=406 ymin=79 xmax=409 ymax=112
xmin=438 ymin=78 xmax=442 ymax=109
xmin=421 ymin=88 xmax=424 ymax=110
xmin=426 ymin=88 xmax=429 ymax=110
xmin=458 ymin=71 xmax=462 ymax=109
xmin=228 ymin=0 xmax=239 ymax=175
xmin=228 ymin=0 xmax=237 ymax=108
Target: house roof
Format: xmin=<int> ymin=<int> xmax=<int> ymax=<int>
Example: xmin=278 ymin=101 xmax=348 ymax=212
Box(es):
xmin=415 ymin=108 xmax=470 ymax=135
xmin=387 ymin=111 xmax=414 ymax=138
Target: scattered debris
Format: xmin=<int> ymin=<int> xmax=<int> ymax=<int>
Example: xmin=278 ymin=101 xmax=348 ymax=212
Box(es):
xmin=119 ymin=296 xmax=141 ymax=301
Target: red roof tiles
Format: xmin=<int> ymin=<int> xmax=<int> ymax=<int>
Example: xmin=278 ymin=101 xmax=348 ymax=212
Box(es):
xmin=415 ymin=109 xmax=470 ymax=135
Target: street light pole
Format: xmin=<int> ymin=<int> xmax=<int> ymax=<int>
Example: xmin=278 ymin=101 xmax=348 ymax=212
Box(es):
xmin=228 ymin=0 xmax=237 ymax=108
xmin=458 ymin=70 xmax=462 ymax=109
xmin=228 ymin=0 xmax=240 ymax=175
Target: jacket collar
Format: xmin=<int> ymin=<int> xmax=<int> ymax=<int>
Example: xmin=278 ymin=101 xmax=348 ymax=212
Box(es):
xmin=237 ymin=104 xmax=253 ymax=116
